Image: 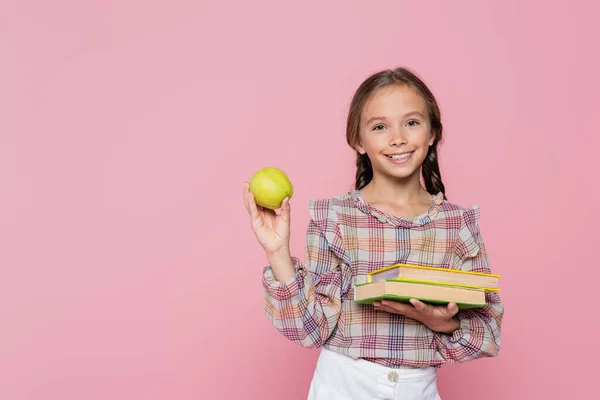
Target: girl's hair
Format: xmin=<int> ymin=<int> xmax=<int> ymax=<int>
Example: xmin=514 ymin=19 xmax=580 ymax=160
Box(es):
xmin=346 ymin=67 xmax=446 ymax=198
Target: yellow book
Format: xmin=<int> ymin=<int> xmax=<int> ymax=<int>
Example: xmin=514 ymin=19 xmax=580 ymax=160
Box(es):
xmin=367 ymin=263 xmax=500 ymax=292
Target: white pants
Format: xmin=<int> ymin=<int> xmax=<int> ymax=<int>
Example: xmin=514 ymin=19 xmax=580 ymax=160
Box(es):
xmin=307 ymin=348 xmax=441 ymax=400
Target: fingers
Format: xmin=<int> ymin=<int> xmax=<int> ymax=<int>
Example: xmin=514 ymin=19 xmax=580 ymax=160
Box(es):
xmin=409 ymin=298 xmax=428 ymax=312
xmin=374 ymin=299 xmax=459 ymax=333
xmin=375 ymin=300 xmax=414 ymax=315
xmin=243 ymin=181 xmax=251 ymax=213
xmin=373 ymin=302 xmax=395 ymax=314
xmin=280 ymin=197 xmax=291 ymax=224
xmin=446 ymin=302 xmax=459 ymax=317
xmin=244 ymin=180 xmax=264 ymax=221
xmin=374 ymin=299 xmax=433 ymax=318
xmin=245 ymin=185 xmax=260 ymax=221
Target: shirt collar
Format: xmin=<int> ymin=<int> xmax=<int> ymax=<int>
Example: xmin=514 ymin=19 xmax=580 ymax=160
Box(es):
xmin=350 ymin=189 xmax=444 ymax=228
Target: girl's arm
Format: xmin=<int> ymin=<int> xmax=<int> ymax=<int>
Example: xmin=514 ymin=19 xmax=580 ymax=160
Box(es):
xmin=262 ymin=216 xmax=351 ymax=348
xmin=433 ymin=206 xmax=504 ymax=363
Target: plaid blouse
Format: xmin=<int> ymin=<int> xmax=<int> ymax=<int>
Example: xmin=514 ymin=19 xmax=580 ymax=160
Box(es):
xmin=262 ymin=189 xmax=503 ymax=369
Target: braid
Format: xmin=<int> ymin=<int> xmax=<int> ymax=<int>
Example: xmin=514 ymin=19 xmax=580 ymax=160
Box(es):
xmin=355 ymin=153 xmax=373 ymax=190
xmin=422 ymin=146 xmax=446 ymax=199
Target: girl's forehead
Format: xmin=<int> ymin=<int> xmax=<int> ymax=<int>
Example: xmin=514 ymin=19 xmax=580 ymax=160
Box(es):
xmin=362 ymin=85 xmax=427 ymax=117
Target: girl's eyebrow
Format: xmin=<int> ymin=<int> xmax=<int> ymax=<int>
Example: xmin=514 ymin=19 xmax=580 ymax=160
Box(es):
xmin=403 ymin=111 xmax=425 ymax=118
xmin=365 ymin=111 xmax=425 ymax=125
xmin=365 ymin=116 xmax=387 ymax=125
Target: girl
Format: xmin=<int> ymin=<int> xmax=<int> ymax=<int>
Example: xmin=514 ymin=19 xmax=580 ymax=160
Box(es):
xmin=243 ymin=67 xmax=503 ymax=400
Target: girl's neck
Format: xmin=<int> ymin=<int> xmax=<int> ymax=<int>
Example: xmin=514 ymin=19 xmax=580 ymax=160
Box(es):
xmin=360 ymin=171 xmax=430 ymax=206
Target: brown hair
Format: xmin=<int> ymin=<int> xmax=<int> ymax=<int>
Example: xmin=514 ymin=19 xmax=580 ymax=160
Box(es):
xmin=346 ymin=67 xmax=446 ymax=198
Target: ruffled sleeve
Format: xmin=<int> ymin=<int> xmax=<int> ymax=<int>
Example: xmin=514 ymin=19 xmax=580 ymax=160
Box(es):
xmin=453 ymin=205 xmax=483 ymax=266
xmin=261 ymin=198 xmax=353 ymax=348
xmin=434 ymin=205 xmax=504 ymax=363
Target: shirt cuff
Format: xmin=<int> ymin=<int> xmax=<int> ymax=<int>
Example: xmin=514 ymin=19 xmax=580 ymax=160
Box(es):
xmin=262 ymin=257 xmax=305 ymax=300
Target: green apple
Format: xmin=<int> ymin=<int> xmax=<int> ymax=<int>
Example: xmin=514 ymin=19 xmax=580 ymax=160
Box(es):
xmin=249 ymin=167 xmax=294 ymax=209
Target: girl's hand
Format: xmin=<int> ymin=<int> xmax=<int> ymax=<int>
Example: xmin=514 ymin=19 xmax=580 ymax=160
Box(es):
xmin=243 ymin=181 xmax=291 ymax=255
xmin=373 ymin=299 xmax=461 ymax=334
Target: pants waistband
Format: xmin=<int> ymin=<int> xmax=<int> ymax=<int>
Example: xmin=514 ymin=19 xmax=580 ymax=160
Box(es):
xmin=320 ymin=348 xmax=437 ymax=383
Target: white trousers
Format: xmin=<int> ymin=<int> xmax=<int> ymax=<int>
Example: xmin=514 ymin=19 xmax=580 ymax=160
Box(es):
xmin=307 ymin=348 xmax=441 ymax=400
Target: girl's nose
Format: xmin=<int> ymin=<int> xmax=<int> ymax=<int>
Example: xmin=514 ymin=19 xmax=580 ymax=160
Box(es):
xmin=389 ymin=129 xmax=407 ymax=146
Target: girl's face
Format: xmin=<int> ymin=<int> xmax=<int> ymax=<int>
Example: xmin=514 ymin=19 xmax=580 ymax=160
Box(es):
xmin=357 ymin=85 xmax=435 ymax=183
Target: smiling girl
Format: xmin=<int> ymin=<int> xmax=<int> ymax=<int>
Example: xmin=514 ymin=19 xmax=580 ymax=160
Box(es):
xmin=243 ymin=67 xmax=503 ymax=400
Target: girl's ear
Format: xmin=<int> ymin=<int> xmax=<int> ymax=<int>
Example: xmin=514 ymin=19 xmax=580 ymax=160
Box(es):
xmin=356 ymin=143 xmax=366 ymax=154
xmin=428 ymin=131 xmax=436 ymax=147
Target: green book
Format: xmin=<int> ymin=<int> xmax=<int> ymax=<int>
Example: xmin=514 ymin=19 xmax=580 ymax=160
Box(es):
xmin=353 ymin=279 xmax=487 ymax=310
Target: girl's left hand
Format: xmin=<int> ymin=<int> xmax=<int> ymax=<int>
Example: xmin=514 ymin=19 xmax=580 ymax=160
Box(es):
xmin=373 ymin=299 xmax=461 ymax=334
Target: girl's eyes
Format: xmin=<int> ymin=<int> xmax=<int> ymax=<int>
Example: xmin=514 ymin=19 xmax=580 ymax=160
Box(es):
xmin=372 ymin=121 xmax=420 ymax=131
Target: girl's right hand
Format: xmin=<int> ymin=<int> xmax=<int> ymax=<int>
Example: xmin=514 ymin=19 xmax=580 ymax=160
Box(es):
xmin=243 ymin=181 xmax=291 ymax=255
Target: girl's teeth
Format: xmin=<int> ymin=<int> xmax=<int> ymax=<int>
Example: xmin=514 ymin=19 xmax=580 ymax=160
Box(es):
xmin=388 ymin=153 xmax=411 ymax=159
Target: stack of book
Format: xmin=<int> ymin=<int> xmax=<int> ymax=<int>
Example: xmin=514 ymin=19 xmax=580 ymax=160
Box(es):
xmin=353 ymin=263 xmax=500 ymax=310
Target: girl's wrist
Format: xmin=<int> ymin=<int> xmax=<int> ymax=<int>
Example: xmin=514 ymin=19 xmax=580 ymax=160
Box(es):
xmin=265 ymin=246 xmax=291 ymax=262
xmin=432 ymin=317 xmax=460 ymax=334
xmin=266 ymin=246 xmax=295 ymax=282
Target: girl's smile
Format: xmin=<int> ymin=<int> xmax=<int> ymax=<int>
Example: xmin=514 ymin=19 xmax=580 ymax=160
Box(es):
xmin=384 ymin=151 xmax=415 ymax=164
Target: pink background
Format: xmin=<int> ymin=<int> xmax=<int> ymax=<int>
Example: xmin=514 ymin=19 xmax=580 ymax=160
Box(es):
xmin=1 ymin=1 xmax=599 ymax=399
